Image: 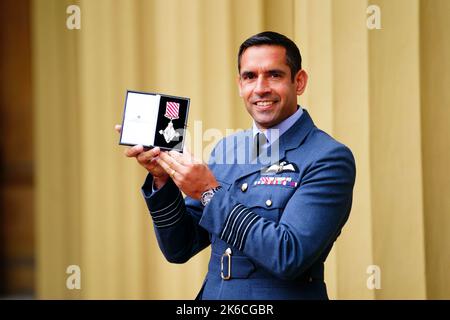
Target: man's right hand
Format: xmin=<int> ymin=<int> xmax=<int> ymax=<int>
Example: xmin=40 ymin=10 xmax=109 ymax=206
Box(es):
xmin=115 ymin=124 xmax=169 ymax=189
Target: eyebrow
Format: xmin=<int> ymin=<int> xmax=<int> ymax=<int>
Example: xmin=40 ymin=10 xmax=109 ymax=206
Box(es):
xmin=267 ymin=69 xmax=286 ymax=76
xmin=240 ymin=69 xmax=286 ymax=78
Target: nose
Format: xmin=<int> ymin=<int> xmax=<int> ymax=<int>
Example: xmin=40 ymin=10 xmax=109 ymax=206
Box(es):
xmin=254 ymin=75 xmax=271 ymax=96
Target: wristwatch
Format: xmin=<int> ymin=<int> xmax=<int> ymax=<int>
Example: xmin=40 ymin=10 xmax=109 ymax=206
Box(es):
xmin=200 ymin=186 xmax=223 ymax=206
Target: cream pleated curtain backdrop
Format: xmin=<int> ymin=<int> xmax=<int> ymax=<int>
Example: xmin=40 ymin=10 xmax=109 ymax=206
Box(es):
xmin=32 ymin=0 xmax=450 ymax=299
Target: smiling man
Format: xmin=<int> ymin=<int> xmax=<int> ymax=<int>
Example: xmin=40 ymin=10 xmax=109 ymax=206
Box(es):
xmin=118 ymin=31 xmax=356 ymax=300
xmin=238 ymin=36 xmax=307 ymax=130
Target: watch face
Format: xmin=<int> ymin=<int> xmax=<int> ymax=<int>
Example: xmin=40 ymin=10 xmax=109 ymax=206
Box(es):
xmin=205 ymin=193 xmax=213 ymax=201
xmin=201 ymin=190 xmax=214 ymax=206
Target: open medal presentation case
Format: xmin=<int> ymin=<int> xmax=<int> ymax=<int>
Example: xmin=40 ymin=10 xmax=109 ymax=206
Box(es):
xmin=119 ymin=90 xmax=190 ymax=152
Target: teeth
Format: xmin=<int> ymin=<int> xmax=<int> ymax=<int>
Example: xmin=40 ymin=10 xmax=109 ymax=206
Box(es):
xmin=256 ymin=101 xmax=274 ymax=106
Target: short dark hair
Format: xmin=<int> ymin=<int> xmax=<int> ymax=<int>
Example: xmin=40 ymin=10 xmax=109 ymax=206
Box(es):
xmin=238 ymin=31 xmax=302 ymax=81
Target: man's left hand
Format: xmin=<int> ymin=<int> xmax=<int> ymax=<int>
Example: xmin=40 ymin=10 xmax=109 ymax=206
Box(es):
xmin=156 ymin=149 xmax=219 ymax=200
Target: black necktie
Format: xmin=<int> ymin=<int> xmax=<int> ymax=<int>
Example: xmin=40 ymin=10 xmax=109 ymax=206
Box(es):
xmin=253 ymin=132 xmax=267 ymax=159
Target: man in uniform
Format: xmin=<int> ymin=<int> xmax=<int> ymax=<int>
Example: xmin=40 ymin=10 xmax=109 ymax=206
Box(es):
xmin=118 ymin=31 xmax=356 ymax=299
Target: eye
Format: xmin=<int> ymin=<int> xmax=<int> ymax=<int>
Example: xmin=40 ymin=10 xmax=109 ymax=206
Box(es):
xmin=242 ymin=72 xmax=255 ymax=80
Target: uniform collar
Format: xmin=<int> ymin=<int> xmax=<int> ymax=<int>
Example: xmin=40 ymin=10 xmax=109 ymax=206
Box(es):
xmin=252 ymin=106 xmax=304 ymax=145
xmin=220 ymin=108 xmax=315 ymax=181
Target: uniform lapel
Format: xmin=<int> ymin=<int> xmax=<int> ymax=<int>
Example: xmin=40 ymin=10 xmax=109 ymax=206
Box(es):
xmin=234 ymin=109 xmax=315 ymax=180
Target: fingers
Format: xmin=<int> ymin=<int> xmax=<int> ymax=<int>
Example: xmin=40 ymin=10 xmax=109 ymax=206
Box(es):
xmin=156 ymin=156 xmax=174 ymax=177
xmin=125 ymin=145 xmax=161 ymax=165
xmin=158 ymin=151 xmax=186 ymax=174
xmin=181 ymin=145 xmax=199 ymax=163
xmin=183 ymin=144 xmax=191 ymax=155
xmin=115 ymin=124 xmax=122 ymax=133
xmin=135 ymin=147 xmax=161 ymax=164
xmin=124 ymin=144 xmax=144 ymax=157
xmin=156 ymin=155 xmax=185 ymax=183
xmin=171 ymin=145 xmax=202 ymax=165
xmin=168 ymin=150 xmax=192 ymax=166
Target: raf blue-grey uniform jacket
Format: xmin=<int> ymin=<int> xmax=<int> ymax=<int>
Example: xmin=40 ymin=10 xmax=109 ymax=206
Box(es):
xmin=141 ymin=110 xmax=356 ymax=300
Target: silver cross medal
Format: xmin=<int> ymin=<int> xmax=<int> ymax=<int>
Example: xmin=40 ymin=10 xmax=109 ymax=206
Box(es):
xmin=159 ymin=101 xmax=181 ymax=144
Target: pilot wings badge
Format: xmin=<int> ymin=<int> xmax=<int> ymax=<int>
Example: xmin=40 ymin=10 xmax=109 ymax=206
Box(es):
xmin=159 ymin=101 xmax=180 ymax=143
xmin=262 ymin=161 xmax=298 ymax=174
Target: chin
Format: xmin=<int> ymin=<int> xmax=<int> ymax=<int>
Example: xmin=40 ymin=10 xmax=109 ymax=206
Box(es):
xmin=255 ymin=110 xmax=276 ymax=121
xmin=254 ymin=117 xmax=276 ymax=129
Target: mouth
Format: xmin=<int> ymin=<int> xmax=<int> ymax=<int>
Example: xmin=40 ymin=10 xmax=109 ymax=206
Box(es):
xmin=253 ymin=100 xmax=278 ymax=110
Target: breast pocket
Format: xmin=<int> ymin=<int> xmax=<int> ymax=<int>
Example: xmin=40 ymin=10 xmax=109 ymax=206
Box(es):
xmin=243 ymin=186 xmax=295 ymax=222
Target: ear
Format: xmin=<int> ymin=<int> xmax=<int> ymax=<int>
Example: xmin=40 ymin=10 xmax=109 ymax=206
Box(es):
xmin=237 ymin=74 xmax=243 ymax=97
xmin=295 ymin=69 xmax=308 ymax=96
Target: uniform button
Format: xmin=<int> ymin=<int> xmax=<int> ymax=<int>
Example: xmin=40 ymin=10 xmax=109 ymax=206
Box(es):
xmin=241 ymin=183 xmax=248 ymax=192
xmin=265 ymin=199 xmax=272 ymax=207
